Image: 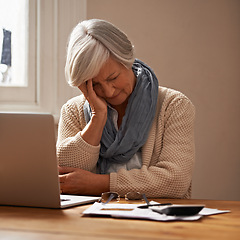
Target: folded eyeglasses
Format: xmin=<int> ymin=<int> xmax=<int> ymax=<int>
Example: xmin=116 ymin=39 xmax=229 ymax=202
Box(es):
xmin=99 ymin=191 xmax=150 ymax=205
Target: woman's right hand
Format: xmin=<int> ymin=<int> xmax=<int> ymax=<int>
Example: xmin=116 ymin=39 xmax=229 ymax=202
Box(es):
xmin=78 ymin=79 xmax=107 ymax=119
xmin=78 ymin=80 xmax=107 ymax=146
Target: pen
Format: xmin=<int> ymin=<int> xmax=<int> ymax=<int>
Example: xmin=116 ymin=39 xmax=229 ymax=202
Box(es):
xmin=138 ymin=203 xmax=172 ymax=209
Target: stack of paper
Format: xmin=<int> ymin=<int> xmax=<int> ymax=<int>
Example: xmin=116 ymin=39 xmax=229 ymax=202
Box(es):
xmin=83 ymin=201 xmax=230 ymax=222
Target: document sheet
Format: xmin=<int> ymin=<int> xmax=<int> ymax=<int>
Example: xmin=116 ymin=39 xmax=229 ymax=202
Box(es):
xmin=83 ymin=201 xmax=230 ymax=221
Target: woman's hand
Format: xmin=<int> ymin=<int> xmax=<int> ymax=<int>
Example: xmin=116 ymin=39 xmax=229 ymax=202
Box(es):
xmin=78 ymin=79 xmax=107 ymax=118
xmin=59 ymin=166 xmax=110 ymax=195
xmin=78 ymin=80 xmax=108 ymax=146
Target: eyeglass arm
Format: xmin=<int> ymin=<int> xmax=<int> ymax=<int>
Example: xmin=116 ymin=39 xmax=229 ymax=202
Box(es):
xmin=103 ymin=193 xmax=117 ymax=204
xmin=142 ymin=194 xmax=150 ymax=205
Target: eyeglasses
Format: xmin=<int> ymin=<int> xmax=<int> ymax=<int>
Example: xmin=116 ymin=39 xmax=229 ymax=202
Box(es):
xmin=99 ymin=191 xmax=149 ymax=205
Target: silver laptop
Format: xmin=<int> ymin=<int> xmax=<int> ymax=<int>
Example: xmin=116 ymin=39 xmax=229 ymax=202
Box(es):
xmin=0 ymin=112 xmax=99 ymax=208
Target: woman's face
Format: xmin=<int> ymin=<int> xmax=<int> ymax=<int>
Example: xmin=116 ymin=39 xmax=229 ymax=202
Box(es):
xmin=91 ymin=57 xmax=136 ymax=107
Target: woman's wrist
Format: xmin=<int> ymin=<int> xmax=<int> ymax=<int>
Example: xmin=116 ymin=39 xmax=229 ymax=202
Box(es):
xmin=80 ymin=113 xmax=107 ymax=146
xmin=93 ymin=174 xmax=110 ymax=195
xmin=85 ymin=172 xmax=110 ymax=195
xmin=91 ymin=112 xmax=107 ymax=125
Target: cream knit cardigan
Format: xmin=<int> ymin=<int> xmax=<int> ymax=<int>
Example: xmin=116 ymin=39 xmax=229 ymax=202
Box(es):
xmin=57 ymin=86 xmax=195 ymax=199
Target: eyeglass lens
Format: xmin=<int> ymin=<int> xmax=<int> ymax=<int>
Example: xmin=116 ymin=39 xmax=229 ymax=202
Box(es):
xmin=125 ymin=192 xmax=149 ymax=205
xmin=125 ymin=192 xmax=143 ymax=200
xmin=101 ymin=192 xmax=119 ymax=204
xmin=100 ymin=191 xmax=149 ymax=205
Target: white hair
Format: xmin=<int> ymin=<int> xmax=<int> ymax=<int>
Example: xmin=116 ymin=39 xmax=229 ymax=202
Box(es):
xmin=65 ymin=19 xmax=135 ymax=87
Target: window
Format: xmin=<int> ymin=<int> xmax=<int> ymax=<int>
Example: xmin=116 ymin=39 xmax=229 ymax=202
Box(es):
xmin=0 ymin=0 xmax=28 ymax=87
xmin=0 ymin=0 xmax=36 ymax=104
xmin=0 ymin=0 xmax=85 ymax=120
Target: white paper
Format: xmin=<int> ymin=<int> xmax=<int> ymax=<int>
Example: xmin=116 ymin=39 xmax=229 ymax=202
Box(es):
xmin=199 ymin=207 xmax=230 ymax=216
xmin=83 ymin=201 xmax=230 ymax=222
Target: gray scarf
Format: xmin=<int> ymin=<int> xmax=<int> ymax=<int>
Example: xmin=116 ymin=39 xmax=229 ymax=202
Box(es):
xmin=84 ymin=59 xmax=159 ymax=174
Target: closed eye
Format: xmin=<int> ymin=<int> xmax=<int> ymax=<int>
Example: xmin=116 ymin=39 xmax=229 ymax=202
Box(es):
xmin=107 ymin=73 xmax=120 ymax=82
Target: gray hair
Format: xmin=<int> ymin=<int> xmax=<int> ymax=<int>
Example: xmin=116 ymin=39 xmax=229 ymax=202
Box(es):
xmin=65 ymin=19 xmax=135 ymax=87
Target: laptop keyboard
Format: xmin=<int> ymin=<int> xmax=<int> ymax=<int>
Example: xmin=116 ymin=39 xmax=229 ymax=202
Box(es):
xmin=61 ymin=198 xmax=71 ymax=202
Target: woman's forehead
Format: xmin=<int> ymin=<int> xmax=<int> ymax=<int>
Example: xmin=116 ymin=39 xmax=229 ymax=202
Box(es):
xmin=93 ymin=58 xmax=121 ymax=82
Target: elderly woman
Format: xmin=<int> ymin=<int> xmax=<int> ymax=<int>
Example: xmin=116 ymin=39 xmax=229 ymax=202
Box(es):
xmin=57 ymin=19 xmax=195 ymax=199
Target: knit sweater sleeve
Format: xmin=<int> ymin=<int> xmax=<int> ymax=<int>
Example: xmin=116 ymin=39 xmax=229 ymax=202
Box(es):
xmin=56 ymin=96 xmax=100 ymax=172
xmin=109 ymin=88 xmax=195 ymax=198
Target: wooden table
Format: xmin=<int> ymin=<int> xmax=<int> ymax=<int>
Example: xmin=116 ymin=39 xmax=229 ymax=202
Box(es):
xmin=0 ymin=198 xmax=239 ymax=240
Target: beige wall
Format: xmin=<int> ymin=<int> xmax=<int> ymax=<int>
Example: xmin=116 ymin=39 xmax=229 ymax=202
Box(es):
xmin=87 ymin=0 xmax=240 ymax=200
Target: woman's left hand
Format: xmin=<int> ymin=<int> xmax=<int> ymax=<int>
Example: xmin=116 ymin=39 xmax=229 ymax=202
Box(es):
xmin=58 ymin=166 xmax=110 ymax=195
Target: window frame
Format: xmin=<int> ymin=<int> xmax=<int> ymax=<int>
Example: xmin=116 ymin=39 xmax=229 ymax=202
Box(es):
xmin=0 ymin=0 xmax=86 ymax=121
xmin=0 ymin=0 xmax=36 ymax=104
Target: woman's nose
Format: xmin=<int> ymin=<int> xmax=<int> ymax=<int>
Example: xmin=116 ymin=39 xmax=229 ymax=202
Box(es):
xmin=102 ymin=83 xmax=115 ymax=98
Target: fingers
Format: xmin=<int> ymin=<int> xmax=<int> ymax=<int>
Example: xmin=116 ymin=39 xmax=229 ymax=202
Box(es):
xmin=79 ymin=80 xmax=97 ymax=101
xmin=78 ymin=81 xmax=88 ymax=97
xmin=58 ymin=166 xmax=75 ymax=175
xmin=58 ymin=166 xmax=77 ymax=194
xmin=86 ymin=79 xmax=95 ymax=95
xmin=79 ymin=80 xmax=107 ymax=124
xmin=78 ymin=79 xmax=92 ymax=95
xmin=59 ymin=174 xmax=65 ymax=194
xmin=58 ymin=168 xmax=78 ymax=195
xmin=58 ymin=167 xmax=71 ymax=194
xmin=59 ymin=174 xmax=66 ymax=183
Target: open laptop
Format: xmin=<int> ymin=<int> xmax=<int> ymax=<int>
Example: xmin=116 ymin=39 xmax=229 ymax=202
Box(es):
xmin=0 ymin=112 xmax=100 ymax=208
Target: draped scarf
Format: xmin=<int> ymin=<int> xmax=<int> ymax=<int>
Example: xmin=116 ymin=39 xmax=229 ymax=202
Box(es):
xmin=83 ymin=59 xmax=159 ymax=173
